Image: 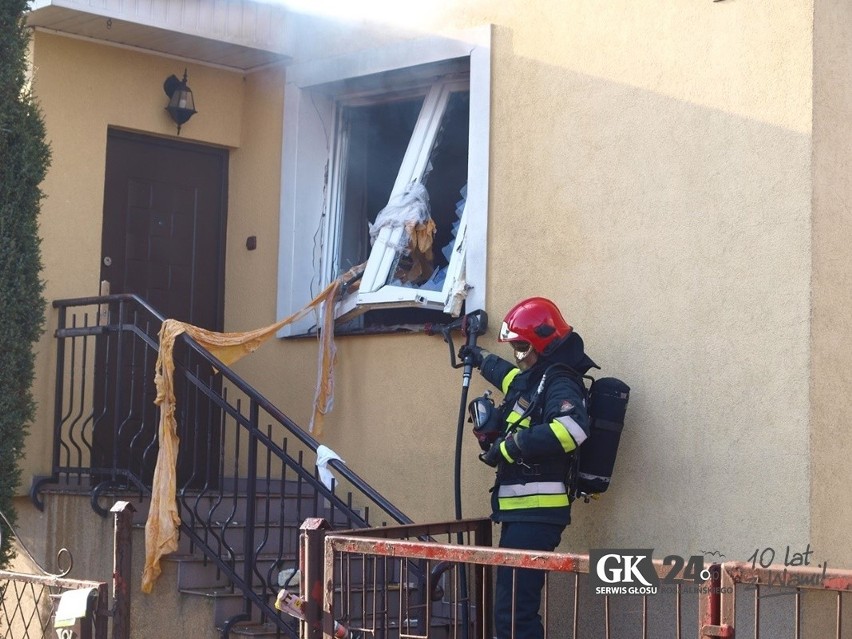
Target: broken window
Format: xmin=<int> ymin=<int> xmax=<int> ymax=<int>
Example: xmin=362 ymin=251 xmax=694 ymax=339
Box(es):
xmin=277 ymin=31 xmax=491 ymax=335
xmin=332 ymin=80 xmax=470 ymax=328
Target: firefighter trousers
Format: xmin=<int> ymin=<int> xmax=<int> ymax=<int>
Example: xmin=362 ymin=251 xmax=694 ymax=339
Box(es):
xmin=495 ymin=521 xmax=565 ymax=639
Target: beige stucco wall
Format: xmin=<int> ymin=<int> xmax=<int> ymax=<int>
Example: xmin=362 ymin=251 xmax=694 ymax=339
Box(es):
xmin=229 ymin=0 xmax=816 ymax=565
xmin=224 ymin=66 xmax=285 ymax=330
xmin=811 ymin=0 xmax=852 ymax=568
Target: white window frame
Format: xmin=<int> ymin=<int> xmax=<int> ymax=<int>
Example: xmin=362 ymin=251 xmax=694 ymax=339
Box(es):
xmin=333 ymin=79 xmax=469 ymax=322
xmin=276 ymin=27 xmax=491 ymax=335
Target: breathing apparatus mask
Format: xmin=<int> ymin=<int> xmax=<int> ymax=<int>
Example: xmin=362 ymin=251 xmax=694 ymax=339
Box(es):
xmin=468 ymin=390 xmax=503 ymax=452
xmin=510 ymin=340 xmax=534 ymax=362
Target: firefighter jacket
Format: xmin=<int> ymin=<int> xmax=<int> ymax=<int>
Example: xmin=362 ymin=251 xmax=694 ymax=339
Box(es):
xmin=479 ymin=332 xmax=597 ymax=526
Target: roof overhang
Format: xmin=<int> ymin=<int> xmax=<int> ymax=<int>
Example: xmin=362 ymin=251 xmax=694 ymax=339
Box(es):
xmin=26 ymin=0 xmax=293 ymax=72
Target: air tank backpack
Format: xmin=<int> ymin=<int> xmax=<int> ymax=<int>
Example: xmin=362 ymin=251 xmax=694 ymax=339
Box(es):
xmin=573 ymin=376 xmax=630 ymax=499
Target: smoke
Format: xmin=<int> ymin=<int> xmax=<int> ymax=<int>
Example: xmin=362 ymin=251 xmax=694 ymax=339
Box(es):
xmin=254 ymin=0 xmax=435 ymax=27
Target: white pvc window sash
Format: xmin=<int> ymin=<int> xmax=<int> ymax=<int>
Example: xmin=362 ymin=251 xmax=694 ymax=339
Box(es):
xmin=334 ymin=80 xmax=469 ymax=321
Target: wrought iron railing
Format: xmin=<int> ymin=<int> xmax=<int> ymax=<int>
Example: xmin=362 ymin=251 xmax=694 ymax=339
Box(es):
xmin=31 ymin=294 xmax=412 ymax=636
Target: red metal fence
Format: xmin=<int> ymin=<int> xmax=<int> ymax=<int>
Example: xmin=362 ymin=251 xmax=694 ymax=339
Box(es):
xmin=296 ymin=518 xmax=852 ymax=639
xmin=300 ymin=518 xmax=705 ymax=639
xmin=704 ymin=561 xmax=852 ymax=639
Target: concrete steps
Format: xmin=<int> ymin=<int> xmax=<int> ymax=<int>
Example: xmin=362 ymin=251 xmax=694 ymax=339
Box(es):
xmin=121 ymin=487 xmax=338 ymax=637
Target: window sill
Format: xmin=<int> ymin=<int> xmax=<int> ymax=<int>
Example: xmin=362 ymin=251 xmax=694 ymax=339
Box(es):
xmin=280 ymin=323 xmax=435 ymax=339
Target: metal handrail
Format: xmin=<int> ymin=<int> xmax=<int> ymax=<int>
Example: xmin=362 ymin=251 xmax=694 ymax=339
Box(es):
xmin=48 ymin=293 xmax=411 ymax=525
xmin=37 ymin=293 xmax=413 ymax=636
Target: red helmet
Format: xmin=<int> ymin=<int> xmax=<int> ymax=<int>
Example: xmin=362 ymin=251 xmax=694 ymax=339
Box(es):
xmin=498 ymin=297 xmax=572 ymax=354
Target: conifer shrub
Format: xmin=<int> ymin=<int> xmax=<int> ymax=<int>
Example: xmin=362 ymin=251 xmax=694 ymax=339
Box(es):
xmin=0 ymin=0 xmax=51 ymax=569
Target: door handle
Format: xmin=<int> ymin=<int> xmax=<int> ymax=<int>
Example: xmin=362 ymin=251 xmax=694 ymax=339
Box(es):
xmin=98 ymin=279 xmax=110 ymax=326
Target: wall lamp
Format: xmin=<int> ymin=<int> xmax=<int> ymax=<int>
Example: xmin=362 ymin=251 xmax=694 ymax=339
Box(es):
xmin=163 ymin=69 xmax=197 ymax=135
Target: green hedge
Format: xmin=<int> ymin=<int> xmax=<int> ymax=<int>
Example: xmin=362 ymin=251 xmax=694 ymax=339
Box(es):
xmin=0 ymin=0 xmax=51 ymax=569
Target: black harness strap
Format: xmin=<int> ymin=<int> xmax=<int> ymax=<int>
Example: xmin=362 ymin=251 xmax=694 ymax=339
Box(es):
xmin=505 ymin=363 xmax=587 ymax=432
xmin=500 ymin=363 xmax=591 ymax=488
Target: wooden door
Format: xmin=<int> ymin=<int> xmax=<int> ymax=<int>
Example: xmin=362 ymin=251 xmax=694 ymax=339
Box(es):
xmin=93 ymin=130 xmax=227 ymax=487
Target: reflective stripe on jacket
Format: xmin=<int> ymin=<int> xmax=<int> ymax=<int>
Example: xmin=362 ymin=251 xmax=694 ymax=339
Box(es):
xmin=497 ymin=481 xmax=570 ymax=511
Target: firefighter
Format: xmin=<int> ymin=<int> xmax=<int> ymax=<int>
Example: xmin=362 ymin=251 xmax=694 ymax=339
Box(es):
xmin=460 ymin=297 xmax=597 ymax=639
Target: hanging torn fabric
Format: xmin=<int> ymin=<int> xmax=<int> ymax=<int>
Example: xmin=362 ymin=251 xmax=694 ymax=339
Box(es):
xmin=140 ymin=263 xmax=363 ymax=594
xmin=368 ymin=182 xmax=431 ymax=243
xmin=369 ymin=183 xmax=437 ymax=285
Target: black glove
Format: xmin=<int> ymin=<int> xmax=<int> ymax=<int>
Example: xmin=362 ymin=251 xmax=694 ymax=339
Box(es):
xmin=458 ymin=344 xmax=487 ymax=369
xmin=479 ymin=438 xmax=504 ymax=467
xmin=478 ymin=434 xmax=522 ymax=467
